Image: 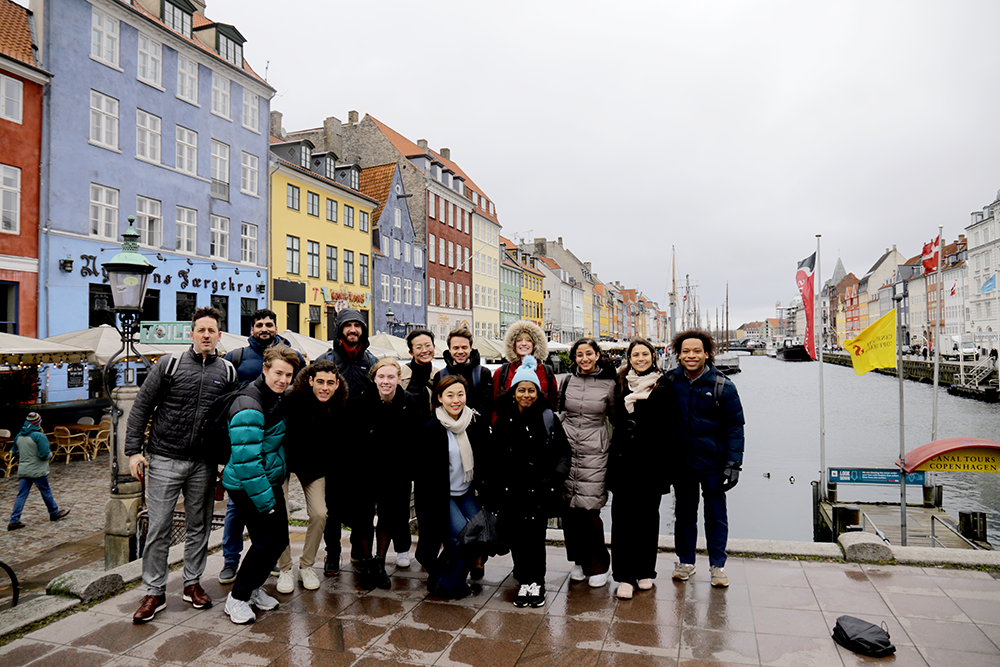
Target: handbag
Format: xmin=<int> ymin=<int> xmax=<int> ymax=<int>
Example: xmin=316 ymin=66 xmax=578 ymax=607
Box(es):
xmin=456 ymin=508 xmax=510 ymax=557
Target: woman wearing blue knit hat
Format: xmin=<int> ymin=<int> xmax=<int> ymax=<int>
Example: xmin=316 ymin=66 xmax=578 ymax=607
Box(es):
xmin=8 ymin=412 xmax=70 ymax=531
xmin=483 ymin=355 xmax=570 ymax=608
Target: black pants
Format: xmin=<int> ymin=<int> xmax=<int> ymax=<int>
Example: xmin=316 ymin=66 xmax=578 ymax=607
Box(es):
xmin=230 ymin=485 xmax=290 ymax=602
xmin=610 ymin=488 xmax=662 ymax=586
xmin=504 ymin=513 xmax=548 ymax=585
xmin=562 ymin=507 xmax=610 ymax=576
xmin=324 ymin=477 xmax=365 ymax=561
xmin=353 ymin=481 xmax=411 ymax=559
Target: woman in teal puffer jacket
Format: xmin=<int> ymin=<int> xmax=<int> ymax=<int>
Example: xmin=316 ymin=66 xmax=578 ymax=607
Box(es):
xmin=221 ymin=347 xmax=301 ymax=625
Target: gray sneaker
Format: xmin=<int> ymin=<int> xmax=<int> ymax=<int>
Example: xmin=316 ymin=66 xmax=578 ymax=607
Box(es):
xmin=249 ymin=587 xmax=279 ymax=611
xmin=218 ymin=565 xmax=238 ymax=585
xmin=672 ymin=562 xmax=696 ymax=581
xmin=224 ymin=593 xmax=255 ymax=624
xmin=710 ymin=566 xmax=730 ymax=588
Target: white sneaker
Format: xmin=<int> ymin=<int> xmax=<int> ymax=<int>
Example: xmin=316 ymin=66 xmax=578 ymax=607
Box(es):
xmin=249 ymin=587 xmax=279 ymax=611
xmin=588 ymin=572 xmax=609 ymax=588
xmin=569 ymin=564 xmax=586 ymax=582
xmin=616 ymin=582 xmax=634 ymax=600
xmin=299 ymin=567 xmax=320 ymax=591
xmin=395 ymin=551 xmax=411 ymax=568
xmin=276 ymin=569 xmax=295 ymax=594
xmin=224 ymin=593 xmax=255 ymax=624
xmin=637 ymin=578 xmax=655 ymax=590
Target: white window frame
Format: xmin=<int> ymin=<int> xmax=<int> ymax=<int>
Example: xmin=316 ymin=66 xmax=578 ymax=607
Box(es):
xmin=439 ymin=280 xmax=446 ymax=307
xmin=209 ymin=215 xmax=229 ymax=259
xmin=428 ymin=234 xmax=436 ymax=263
xmin=0 ymin=74 xmax=23 ymax=124
xmin=240 ymin=152 xmax=258 ymax=195
xmin=211 ymin=73 xmax=230 ymax=119
xmin=136 ymin=109 xmax=161 ymax=163
xmin=211 ymin=140 xmax=229 ymax=184
xmin=90 ymin=90 xmax=118 ymax=150
xmin=414 ymin=281 xmax=422 ymax=307
xmin=177 ymin=56 xmax=198 ymax=104
xmin=91 ymin=8 xmax=119 ymax=68
xmin=448 ymin=241 xmax=455 ymax=268
xmin=89 ymin=183 xmax=118 ymax=239
xmin=240 ymin=222 xmax=257 ymax=264
xmin=164 ymin=2 xmax=192 ymax=37
xmin=219 ymin=34 xmax=242 ymax=67
xmin=415 ymin=247 xmax=423 ymax=268
xmin=404 ymin=243 xmax=411 ymax=264
xmin=381 ymin=274 xmax=390 ymax=302
xmin=175 ymin=205 xmax=196 ymax=253
xmin=393 ymin=276 xmax=402 ymax=304
xmin=135 ymin=196 xmax=162 ymax=248
xmin=429 ymin=192 xmax=436 ymax=218
xmin=395 ymin=206 xmax=402 ymax=228
xmin=439 ymin=237 xmax=446 ymax=266
xmin=429 ymin=277 xmax=436 ymax=306
xmin=381 ymin=234 xmax=389 ymax=254
xmin=175 ymin=126 xmax=197 ymax=175
xmin=448 ymin=281 xmax=455 ymax=308
xmin=1 ymin=164 xmax=20 ymax=234
xmin=242 ymin=89 xmax=259 ymax=132
xmin=394 ymin=239 xmax=401 ymax=260
xmin=137 ymin=33 xmax=162 ymax=87
xmin=404 ymin=279 xmax=412 ymax=305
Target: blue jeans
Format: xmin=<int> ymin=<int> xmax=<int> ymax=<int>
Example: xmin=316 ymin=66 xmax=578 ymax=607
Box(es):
xmin=673 ymin=472 xmax=728 ymax=568
xmin=222 ymin=497 xmax=245 ymax=568
xmin=448 ymin=491 xmax=481 ymax=543
xmin=432 ymin=491 xmax=480 ymax=592
xmin=10 ymin=476 xmax=60 ymax=523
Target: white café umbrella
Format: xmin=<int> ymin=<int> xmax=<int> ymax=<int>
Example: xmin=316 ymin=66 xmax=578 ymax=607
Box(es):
xmin=278 ymin=330 xmax=331 ymax=362
xmin=45 ymin=325 xmax=173 ymax=365
xmin=368 ymin=332 xmax=411 ymax=358
xmin=0 ymin=332 xmax=94 ymax=365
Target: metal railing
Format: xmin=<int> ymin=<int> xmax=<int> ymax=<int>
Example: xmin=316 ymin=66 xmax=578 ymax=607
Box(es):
xmin=861 ymin=512 xmax=891 ymax=545
xmin=930 ymin=514 xmax=982 ymax=549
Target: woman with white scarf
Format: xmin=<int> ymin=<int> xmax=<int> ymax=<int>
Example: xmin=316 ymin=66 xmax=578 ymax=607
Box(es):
xmin=414 ymin=374 xmax=488 ymax=599
xmin=609 ymin=337 xmax=678 ymax=600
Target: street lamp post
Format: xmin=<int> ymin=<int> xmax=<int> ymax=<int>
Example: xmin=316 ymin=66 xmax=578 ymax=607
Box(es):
xmin=101 ymin=218 xmax=155 ymax=568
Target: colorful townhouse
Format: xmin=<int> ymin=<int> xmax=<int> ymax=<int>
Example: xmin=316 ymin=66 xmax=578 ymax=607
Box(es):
xmin=499 ymin=238 xmax=524 ymax=337
xmin=0 ymin=0 xmax=50 ymax=337
xmin=35 ymin=0 xmax=274 ymax=337
xmin=472 ymin=209 xmax=501 ymax=339
xmin=520 ymin=251 xmax=545 ymax=329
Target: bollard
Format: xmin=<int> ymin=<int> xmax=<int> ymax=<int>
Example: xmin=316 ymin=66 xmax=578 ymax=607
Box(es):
xmin=832 ymin=504 xmax=861 ymax=538
xmin=922 ymin=484 xmax=936 ymax=508
xmin=934 ymin=484 xmax=943 ymax=508
xmin=826 ymin=482 xmax=838 ymax=503
xmin=959 ymin=511 xmax=987 ymax=543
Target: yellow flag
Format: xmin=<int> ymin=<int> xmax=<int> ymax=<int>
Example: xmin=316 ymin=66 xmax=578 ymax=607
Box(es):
xmin=844 ymin=308 xmax=897 ymax=375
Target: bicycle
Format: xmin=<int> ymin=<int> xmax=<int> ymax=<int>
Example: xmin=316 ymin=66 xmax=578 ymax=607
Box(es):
xmin=0 ymin=558 xmax=20 ymax=610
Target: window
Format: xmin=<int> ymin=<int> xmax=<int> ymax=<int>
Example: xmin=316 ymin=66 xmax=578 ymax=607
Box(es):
xmin=210 ymin=215 xmax=229 ymax=259
xmin=381 ymin=274 xmax=390 ymax=302
xmin=164 ymin=2 xmax=192 ymax=37
xmin=177 ymin=56 xmax=198 ymax=103
xmin=350 ymin=169 xmax=359 ymax=190
xmin=344 ymin=250 xmax=354 ymax=283
xmin=137 ymin=34 xmax=162 ymax=87
xmin=90 ymin=90 xmax=118 ymax=149
xmin=135 ymin=196 xmax=162 ymax=247
xmin=300 ymin=144 xmax=311 ymax=169
xmin=175 ymin=126 xmax=197 ymax=175
xmin=475 ymin=252 xmax=480 ymax=274
xmin=439 ymin=197 xmax=445 ymax=222
xmin=211 ymin=140 xmax=229 ymax=199
xmin=394 ymin=207 xmax=401 ymax=228
xmin=381 ymin=234 xmax=389 ymax=253
xmin=240 ymin=152 xmax=258 ymax=195
xmin=344 ymin=205 xmax=354 ymax=228
xmin=404 ymin=243 xmax=411 ymax=263
xmin=415 ymin=247 xmax=423 ymax=268
xmin=448 ymin=282 xmax=455 ymax=308
xmin=241 ymin=222 xmax=257 ymax=264
xmin=429 ymin=278 xmax=436 ymax=306
xmin=211 ymin=73 xmax=230 ymax=118
xmin=393 ymin=276 xmax=401 ymax=303
xmin=439 ymin=237 xmax=446 ymax=265
xmin=394 ymin=239 xmax=401 ymax=260
xmin=439 ymin=280 xmax=446 ymax=307
xmin=286 ymin=235 xmax=300 ymax=274
xmin=175 ymin=206 xmax=196 ymax=253
xmin=91 ymin=8 xmax=119 ymax=67
xmin=475 ymin=284 xmax=480 ymax=306
xmin=219 ymin=34 xmax=242 ymax=67
xmin=360 ymin=210 xmax=369 ymax=233
xmin=287 ymin=184 xmax=299 ymax=210
xmin=1 ymin=165 xmax=20 ymax=233
xmin=360 ymin=254 xmax=369 ymax=286
xmin=448 ymin=241 xmax=454 ymax=268
xmin=0 ymin=74 xmax=23 ymax=123
xmin=242 ymin=89 xmax=259 ymax=131
xmin=465 ymin=285 xmax=471 ymax=310
xmin=305 ymin=191 xmax=319 ymax=217
xmin=428 ymin=192 xmax=436 ymax=218
xmin=326 ymin=246 xmax=337 ymax=280
xmin=429 ymin=234 xmax=436 ymax=263
xmin=326 ymin=199 xmax=337 ymax=222
xmin=414 ymin=281 xmax=422 ymax=307
xmin=307 ymin=240 xmax=319 ymax=278
xmin=90 ymin=183 xmax=118 ymax=238
xmin=404 ymin=279 xmax=412 ymax=305
xmin=136 ymin=110 xmax=161 ymax=163
xmin=324 ymin=156 xmax=335 ymax=179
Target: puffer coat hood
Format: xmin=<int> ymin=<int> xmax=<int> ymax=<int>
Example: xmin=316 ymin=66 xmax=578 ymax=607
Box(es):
xmin=559 ymin=359 xmax=617 ymax=509
xmin=503 ymin=320 xmax=547 ymax=362
xmin=334 ymin=308 xmax=370 ymax=351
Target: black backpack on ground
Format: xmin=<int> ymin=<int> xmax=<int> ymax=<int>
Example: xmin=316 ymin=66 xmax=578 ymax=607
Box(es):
xmin=832 ymin=615 xmax=896 ymax=658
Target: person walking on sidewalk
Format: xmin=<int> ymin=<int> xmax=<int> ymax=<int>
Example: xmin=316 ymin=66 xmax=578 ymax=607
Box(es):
xmin=667 ymin=329 xmax=745 ymax=589
xmin=7 ymin=412 xmax=70 ymax=531
xmin=125 ymin=307 xmax=237 ymax=623
xmin=222 ymin=346 xmax=301 ymax=624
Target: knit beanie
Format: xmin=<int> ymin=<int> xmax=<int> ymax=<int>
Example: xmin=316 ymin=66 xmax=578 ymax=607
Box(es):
xmin=26 ymin=412 xmax=42 ymax=427
xmin=509 ymin=354 xmax=541 ymax=390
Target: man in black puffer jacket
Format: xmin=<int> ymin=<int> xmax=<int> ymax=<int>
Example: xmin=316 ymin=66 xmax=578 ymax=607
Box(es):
xmin=125 ymin=307 xmax=237 ymax=624
xmin=320 ymin=308 xmax=377 ymax=403
xmin=432 ymin=327 xmax=493 ymax=418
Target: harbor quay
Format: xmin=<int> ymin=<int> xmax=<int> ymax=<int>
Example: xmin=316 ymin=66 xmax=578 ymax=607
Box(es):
xmin=2 ymin=455 xmax=999 ymax=666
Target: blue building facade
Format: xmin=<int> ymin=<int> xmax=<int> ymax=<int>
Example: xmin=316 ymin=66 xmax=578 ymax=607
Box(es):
xmin=361 ymin=164 xmax=425 ymax=336
xmin=35 ymin=0 xmax=273 ymax=337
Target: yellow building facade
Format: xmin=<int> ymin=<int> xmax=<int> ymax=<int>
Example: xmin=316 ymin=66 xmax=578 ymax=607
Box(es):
xmin=521 ymin=261 xmax=545 ymax=328
xmin=269 ymin=157 xmax=378 ymax=340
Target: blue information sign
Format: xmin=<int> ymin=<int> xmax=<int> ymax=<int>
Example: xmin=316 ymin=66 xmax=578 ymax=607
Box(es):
xmin=828 ymin=468 xmax=926 ymax=485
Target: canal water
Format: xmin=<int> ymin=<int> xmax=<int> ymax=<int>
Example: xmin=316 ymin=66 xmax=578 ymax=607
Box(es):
xmin=603 ymin=354 xmax=1000 ymax=548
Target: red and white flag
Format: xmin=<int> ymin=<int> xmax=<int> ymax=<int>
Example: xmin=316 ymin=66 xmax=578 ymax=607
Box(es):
xmin=796 ymin=252 xmax=817 ymax=360
xmin=950 ymin=280 xmax=958 ymax=297
xmin=922 ymin=234 xmax=941 ymax=274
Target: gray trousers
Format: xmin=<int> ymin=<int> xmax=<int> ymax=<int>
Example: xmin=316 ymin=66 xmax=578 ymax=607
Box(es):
xmin=142 ymin=454 xmax=215 ymax=596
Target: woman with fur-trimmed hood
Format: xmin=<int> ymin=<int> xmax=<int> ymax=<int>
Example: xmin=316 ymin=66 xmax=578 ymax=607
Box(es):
xmin=492 ymin=320 xmax=558 ymax=416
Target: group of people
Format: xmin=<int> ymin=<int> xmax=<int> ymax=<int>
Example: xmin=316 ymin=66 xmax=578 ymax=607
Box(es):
xmin=122 ymin=305 xmax=744 ymax=625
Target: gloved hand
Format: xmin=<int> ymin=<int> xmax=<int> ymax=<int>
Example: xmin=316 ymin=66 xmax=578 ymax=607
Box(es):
xmin=721 ymin=462 xmax=741 ymax=492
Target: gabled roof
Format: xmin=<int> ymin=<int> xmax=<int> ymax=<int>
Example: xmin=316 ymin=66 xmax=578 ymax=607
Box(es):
xmin=540 ymin=257 xmax=562 ymax=271
xmin=0 ymin=0 xmax=36 ymax=68
xmin=271 ymin=154 xmax=379 ymax=205
xmin=358 ymin=163 xmax=397 ymax=230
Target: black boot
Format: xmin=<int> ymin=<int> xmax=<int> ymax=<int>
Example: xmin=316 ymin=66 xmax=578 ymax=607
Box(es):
xmin=373 ymin=557 xmax=391 ymax=590
xmin=358 ymin=559 xmax=377 ymax=591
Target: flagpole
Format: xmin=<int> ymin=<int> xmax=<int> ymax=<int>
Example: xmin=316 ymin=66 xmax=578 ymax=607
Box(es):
xmin=932 ymin=225 xmax=943 ymax=441
xmin=817 ymin=235 xmax=827 ymax=499
xmin=894 ymin=295 xmax=907 ymax=546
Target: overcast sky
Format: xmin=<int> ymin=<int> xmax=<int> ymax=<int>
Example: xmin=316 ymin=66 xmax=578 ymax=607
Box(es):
xmin=91 ymin=1 xmax=1000 ymax=327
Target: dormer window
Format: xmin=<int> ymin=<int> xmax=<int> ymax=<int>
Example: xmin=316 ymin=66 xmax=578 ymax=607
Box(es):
xmin=300 ymin=143 xmax=311 ymax=169
xmin=325 ymin=156 xmax=335 ymax=180
xmin=163 ymin=1 xmax=193 ymax=38
xmin=219 ymin=34 xmax=242 ymax=67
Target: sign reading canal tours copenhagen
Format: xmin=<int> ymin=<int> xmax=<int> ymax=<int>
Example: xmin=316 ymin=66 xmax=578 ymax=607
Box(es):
xmin=829 ymin=468 xmax=926 ymax=485
xmin=900 ymin=438 xmax=1000 ymax=474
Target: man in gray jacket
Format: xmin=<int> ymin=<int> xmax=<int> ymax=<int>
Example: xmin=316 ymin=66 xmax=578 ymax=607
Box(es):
xmin=125 ymin=307 xmax=237 ymax=623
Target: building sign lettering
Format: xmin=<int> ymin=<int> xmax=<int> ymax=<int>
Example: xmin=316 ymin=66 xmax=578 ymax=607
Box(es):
xmin=915 ymin=448 xmax=1000 ymax=473
xmin=76 ymin=257 xmax=254 ymax=294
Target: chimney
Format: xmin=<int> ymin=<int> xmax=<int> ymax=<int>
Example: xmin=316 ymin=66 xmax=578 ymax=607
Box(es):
xmin=440 ymin=148 xmax=451 ymax=160
xmin=269 ymin=111 xmax=283 ymax=137
xmin=348 ymin=110 xmax=359 ymax=125
xmin=322 ymin=116 xmax=342 ymax=156
xmin=557 ymin=236 xmax=563 ymax=246
xmin=417 ymin=139 xmax=428 ymax=151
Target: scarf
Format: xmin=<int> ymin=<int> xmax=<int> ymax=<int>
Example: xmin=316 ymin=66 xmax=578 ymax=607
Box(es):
xmin=435 ymin=405 xmax=476 ymax=483
xmin=624 ymin=369 xmax=660 ymax=414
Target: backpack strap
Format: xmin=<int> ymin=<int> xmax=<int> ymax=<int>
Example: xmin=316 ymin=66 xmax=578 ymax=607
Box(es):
xmin=230 ymin=346 xmax=244 ymax=371
xmin=542 ymin=407 xmax=555 ymax=438
xmin=221 ymin=357 xmax=237 ymax=387
xmin=714 ymin=372 xmax=727 ymax=406
xmin=558 ymin=374 xmax=571 ymax=412
xmin=499 ymin=364 xmax=510 ymax=392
